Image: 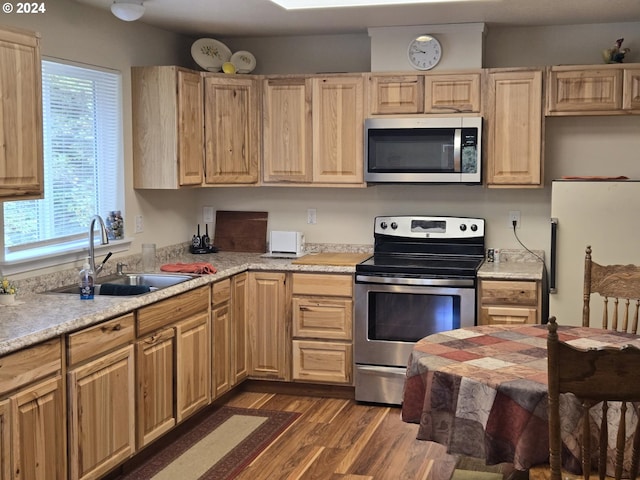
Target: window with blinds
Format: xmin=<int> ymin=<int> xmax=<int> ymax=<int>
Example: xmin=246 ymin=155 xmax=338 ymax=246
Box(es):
xmin=3 ymin=59 xmax=123 ymax=259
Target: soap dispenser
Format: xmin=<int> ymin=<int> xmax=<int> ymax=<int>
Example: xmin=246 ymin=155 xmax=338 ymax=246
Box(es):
xmin=79 ymin=260 xmax=94 ymax=300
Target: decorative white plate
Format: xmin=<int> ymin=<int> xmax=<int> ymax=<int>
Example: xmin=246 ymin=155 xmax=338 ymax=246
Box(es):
xmin=230 ymin=50 xmax=256 ymax=74
xmin=191 ymin=38 xmax=232 ymax=72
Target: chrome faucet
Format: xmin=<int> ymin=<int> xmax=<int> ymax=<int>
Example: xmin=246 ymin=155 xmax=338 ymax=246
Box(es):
xmin=88 ymin=215 xmax=110 ymax=277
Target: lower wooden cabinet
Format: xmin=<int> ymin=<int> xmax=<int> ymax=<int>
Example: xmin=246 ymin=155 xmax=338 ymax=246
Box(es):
xmin=247 ymin=271 xmax=289 ymax=380
xmin=478 ymin=279 xmax=541 ymax=325
xmin=0 ymin=338 xmax=65 ymax=480
xmin=291 ymin=273 xmax=353 ymax=385
xmin=67 ymin=314 xmax=135 ymax=480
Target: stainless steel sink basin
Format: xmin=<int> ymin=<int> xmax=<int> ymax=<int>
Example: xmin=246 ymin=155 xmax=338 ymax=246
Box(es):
xmin=48 ymin=273 xmax=195 ymax=295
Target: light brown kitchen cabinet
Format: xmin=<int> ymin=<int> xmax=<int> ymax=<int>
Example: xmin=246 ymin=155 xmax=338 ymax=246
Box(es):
xmin=247 ymin=271 xmax=289 ymax=380
xmin=263 ymin=74 xmax=364 ymax=186
xmin=132 ymin=66 xmax=204 ymax=189
xmin=291 ymin=273 xmax=353 ymax=384
xmin=0 ymin=26 xmax=43 ymax=200
xmin=136 ymin=286 xmax=211 ymax=434
xmin=624 ymin=68 xmax=640 ymax=110
xmin=135 ymin=327 xmax=175 ymax=448
xmin=212 ymin=278 xmax=232 ymax=398
xmin=478 ymin=279 xmax=541 ymax=325
xmin=231 ymin=273 xmax=249 ymax=386
xmin=67 ymin=314 xmax=135 ymax=480
xmin=0 ymin=338 xmax=65 ymax=480
xmin=546 ymin=64 xmax=640 ymax=115
xmin=485 ymin=68 xmax=544 ymax=187
xmin=366 ymin=71 xmax=482 ymax=115
xmin=203 ymin=75 xmax=260 ymax=184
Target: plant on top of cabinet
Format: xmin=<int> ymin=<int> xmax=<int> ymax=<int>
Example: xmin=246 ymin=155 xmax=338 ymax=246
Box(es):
xmin=0 ymin=26 xmax=43 ymax=200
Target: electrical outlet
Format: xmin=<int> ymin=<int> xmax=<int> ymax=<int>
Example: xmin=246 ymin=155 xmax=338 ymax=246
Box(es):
xmin=135 ymin=215 xmax=144 ymax=233
xmin=307 ymin=208 xmax=317 ymax=225
xmin=203 ymin=206 xmax=214 ymax=223
xmin=508 ymin=210 xmax=521 ymax=229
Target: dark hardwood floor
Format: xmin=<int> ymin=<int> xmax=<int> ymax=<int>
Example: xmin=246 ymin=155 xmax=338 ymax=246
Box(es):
xmin=223 ymin=386 xmax=458 ymax=480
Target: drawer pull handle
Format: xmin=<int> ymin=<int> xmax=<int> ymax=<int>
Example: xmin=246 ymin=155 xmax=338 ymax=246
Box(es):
xmin=101 ymin=324 xmax=122 ymax=333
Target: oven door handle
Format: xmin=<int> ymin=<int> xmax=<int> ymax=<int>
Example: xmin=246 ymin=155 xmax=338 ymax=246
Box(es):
xmin=355 ymin=275 xmax=474 ymax=287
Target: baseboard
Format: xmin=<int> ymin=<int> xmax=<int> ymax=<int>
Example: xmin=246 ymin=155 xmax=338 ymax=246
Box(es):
xmin=239 ymin=379 xmax=355 ymax=399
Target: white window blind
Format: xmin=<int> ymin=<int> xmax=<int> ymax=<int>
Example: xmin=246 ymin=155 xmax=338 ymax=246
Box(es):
xmin=3 ymin=60 xmax=122 ymax=256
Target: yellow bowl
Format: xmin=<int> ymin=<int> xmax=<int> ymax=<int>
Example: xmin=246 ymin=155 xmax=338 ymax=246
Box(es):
xmin=222 ymin=62 xmax=236 ymax=74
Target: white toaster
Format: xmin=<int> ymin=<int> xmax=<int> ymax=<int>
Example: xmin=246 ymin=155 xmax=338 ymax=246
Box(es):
xmin=269 ymin=231 xmax=304 ymax=256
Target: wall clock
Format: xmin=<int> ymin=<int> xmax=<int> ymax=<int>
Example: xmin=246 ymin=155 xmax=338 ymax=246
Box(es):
xmin=407 ymin=34 xmax=442 ymax=71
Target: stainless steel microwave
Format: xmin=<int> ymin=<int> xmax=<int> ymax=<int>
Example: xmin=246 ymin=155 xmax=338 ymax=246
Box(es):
xmin=364 ymin=116 xmax=482 ymax=184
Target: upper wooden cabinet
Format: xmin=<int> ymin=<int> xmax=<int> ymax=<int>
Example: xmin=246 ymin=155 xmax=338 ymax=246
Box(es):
xmin=546 ymin=63 xmax=640 ymax=115
xmin=485 ymin=68 xmax=544 ymax=188
xmin=0 ymin=26 xmax=43 ymax=200
xmin=203 ymin=75 xmax=260 ymax=185
xmin=132 ymin=66 xmax=204 ymax=189
xmin=366 ymin=71 xmax=482 ymax=115
xmin=263 ymin=74 xmax=364 ymax=186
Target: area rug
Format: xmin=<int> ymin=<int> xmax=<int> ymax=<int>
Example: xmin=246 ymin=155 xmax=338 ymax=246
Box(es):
xmin=117 ymin=406 xmax=300 ymax=480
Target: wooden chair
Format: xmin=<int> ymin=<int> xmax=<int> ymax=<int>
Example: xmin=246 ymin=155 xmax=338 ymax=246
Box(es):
xmin=583 ymin=245 xmax=640 ymax=334
xmin=529 ymin=316 xmax=640 ymax=480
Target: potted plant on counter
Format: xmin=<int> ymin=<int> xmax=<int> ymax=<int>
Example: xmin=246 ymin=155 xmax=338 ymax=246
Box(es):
xmin=0 ymin=277 xmax=17 ymax=305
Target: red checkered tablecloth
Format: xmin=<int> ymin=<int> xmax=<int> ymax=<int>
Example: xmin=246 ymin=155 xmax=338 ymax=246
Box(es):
xmin=401 ymin=324 xmax=640 ymax=473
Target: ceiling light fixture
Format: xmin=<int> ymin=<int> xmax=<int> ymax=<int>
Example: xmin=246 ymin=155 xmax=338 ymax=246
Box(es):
xmin=269 ymin=0 xmax=468 ymax=9
xmin=111 ymin=0 xmax=145 ymax=21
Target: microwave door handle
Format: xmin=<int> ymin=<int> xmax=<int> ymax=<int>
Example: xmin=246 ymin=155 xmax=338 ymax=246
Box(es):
xmin=453 ymin=128 xmax=462 ymax=171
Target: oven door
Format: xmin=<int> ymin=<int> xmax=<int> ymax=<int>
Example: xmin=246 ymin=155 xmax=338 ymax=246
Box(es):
xmin=354 ymin=276 xmax=476 ymax=368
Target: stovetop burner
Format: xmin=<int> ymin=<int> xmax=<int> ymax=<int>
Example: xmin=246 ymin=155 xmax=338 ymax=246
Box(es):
xmin=356 ymin=215 xmax=485 ymax=279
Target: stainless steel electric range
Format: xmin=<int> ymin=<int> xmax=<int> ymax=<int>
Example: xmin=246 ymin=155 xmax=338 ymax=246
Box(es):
xmin=354 ymin=215 xmax=485 ymax=405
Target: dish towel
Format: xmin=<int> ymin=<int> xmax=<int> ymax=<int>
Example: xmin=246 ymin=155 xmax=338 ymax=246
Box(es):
xmin=160 ymin=262 xmax=217 ymax=274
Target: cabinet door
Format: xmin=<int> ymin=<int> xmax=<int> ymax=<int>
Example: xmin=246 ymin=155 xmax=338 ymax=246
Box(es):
xmin=263 ymin=77 xmax=313 ymax=183
xmin=176 ymin=312 xmax=210 ymax=422
xmin=547 ymin=67 xmax=623 ymax=114
xmin=12 ymin=376 xmax=65 ymax=480
xmin=231 ymin=272 xmax=249 ymax=385
xmin=68 ymin=345 xmax=135 ymax=480
xmin=177 ymin=69 xmax=204 ymax=186
xmin=212 ymin=303 xmax=231 ymax=398
xmin=0 ymin=400 xmax=8 ymax=480
xmin=136 ymin=328 xmax=176 ymax=449
xmin=204 ymin=76 xmax=260 ymax=184
xmin=312 ymin=75 xmax=364 ymax=184
xmin=486 ymin=69 xmax=544 ymax=187
xmin=0 ymin=27 xmax=43 ymax=200
xmin=248 ymin=272 xmax=288 ymax=380
xmin=424 ymin=72 xmax=481 ymax=113
xmin=367 ymin=74 xmax=424 ymax=114
xmin=623 ymin=68 xmax=640 ymax=111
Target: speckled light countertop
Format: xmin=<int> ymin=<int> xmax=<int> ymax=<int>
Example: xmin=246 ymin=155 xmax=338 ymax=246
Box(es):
xmin=1 ymin=245 xmax=544 ymax=357
xmin=0 ymin=249 xmax=369 ymax=357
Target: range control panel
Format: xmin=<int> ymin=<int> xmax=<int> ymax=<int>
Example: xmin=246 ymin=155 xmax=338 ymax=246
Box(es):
xmin=374 ymin=216 xmax=485 ymax=239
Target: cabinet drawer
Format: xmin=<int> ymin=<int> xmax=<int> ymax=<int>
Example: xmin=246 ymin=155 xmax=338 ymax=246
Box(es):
xmin=292 ymin=273 xmax=352 ymax=297
xmin=0 ymin=338 xmax=61 ymax=395
xmin=293 ymin=297 xmax=352 ymax=340
xmin=480 ymin=280 xmax=538 ymax=306
xmin=67 ymin=313 xmax=135 ymax=366
xmin=480 ymin=306 xmax=537 ymax=325
xmin=138 ymin=286 xmax=210 ymax=336
xmin=212 ymin=278 xmax=231 ymax=306
xmin=292 ymin=340 xmax=352 ymax=384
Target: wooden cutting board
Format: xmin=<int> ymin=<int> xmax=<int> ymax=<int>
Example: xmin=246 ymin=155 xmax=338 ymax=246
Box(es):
xmin=292 ymin=252 xmax=371 ymax=266
xmin=214 ymin=211 xmax=268 ymax=253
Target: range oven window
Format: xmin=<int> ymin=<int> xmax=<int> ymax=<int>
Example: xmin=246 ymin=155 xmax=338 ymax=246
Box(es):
xmin=367 ymin=291 xmax=461 ymax=342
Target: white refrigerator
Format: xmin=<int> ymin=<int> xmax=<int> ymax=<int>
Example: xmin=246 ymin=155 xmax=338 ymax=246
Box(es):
xmin=549 ymin=180 xmax=640 ymax=326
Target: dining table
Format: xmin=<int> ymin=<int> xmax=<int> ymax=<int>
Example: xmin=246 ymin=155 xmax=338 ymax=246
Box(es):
xmin=401 ymin=323 xmax=640 ymax=475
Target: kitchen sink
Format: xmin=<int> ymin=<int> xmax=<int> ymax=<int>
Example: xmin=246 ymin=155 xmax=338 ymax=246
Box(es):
xmin=47 ymin=272 xmax=196 ymax=296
